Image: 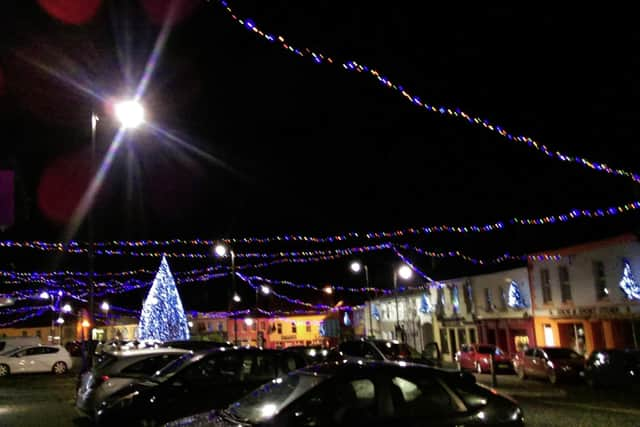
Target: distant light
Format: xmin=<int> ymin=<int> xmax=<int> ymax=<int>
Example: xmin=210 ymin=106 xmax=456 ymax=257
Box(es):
xmin=81 ymin=320 xmax=90 ymax=328
xmin=57 ymin=290 xmax=63 ymax=296
xmin=56 ymin=317 xmax=64 ymax=325
xmin=260 ymin=285 xmax=271 ymax=295
xmin=40 ymin=291 xmax=50 ymax=300
xmin=233 ymin=293 xmax=241 ymax=303
xmin=398 ymin=265 xmax=412 ymax=280
xmin=309 ymin=349 xmax=317 ymax=357
xmin=244 ymin=318 xmax=254 ymax=326
xmin=101 ymin=301 xmax=110 ymax=312
xmin=114 ymin=100 xmax=144 ymax=129
xmin=350 ymin=261 xmax=362 ymax=273
xmin=323 ymin=286 xmax=333 ymax=295
xmin=188 ymin=321 xmax=194 ymax=328
xmin=477 ymin=411 xmax=486 ymax=420
xmin=62 ymin=304 xmax=72 ymax=313
xmin=214 ymin=244 xmax=228 ymax=258
xmin=398 ymin=361 xmax=407 ymax=367
xmin=260 ymin=403 xmax=278 ymax=419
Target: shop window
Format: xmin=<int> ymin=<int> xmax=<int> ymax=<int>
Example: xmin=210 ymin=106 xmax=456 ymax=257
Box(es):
xmin=484 ymin=288 xmax=493 ymax=312
xmin=541 ymin=269 xmax=552 ymax=303
xmin=439 ymin=328 xmax=449 ymax=354
xmin=277 ymin=323 xmax=282 ymax=334
xmin=291 ymin=322 xmax=297 ymax=334
xmin=457 ymin=329 xmax=467 ymax=346
xmin=468 ymin=329 xmax=477 ymax=345
xmin=558 ymin=266 xmax=572 ymax=302
xmin=514 ymin=335 xmax=529 ymax=352
xmin=306 ymin=321 xmax=311 ymax=332
xmin=543 ymin=324 xmax=555 ymax=346
xmin=22 ymin=331 xmax=27 ymax=337
xmin=593 ymin=261 xmax=608 ymax=300
xmin=463 ymin=281 xmax=473 ymax=314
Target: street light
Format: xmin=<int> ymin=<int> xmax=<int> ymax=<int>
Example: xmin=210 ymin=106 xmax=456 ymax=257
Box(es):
xmin=393 ymin=264 xmax=413 ymax=342
xmin=215 ymin=242 xmax=238 ymax=345
xmin=88 ymin=99 xmax=145 ymax=347
xmin=62 ymin=304 xmax=72 ymax=313
xmin=350 ymin=261 xmax=372 ymax=337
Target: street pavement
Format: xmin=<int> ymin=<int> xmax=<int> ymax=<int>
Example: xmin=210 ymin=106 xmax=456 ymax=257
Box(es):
xmin=0 ymin=370 xmax=639 ymax=426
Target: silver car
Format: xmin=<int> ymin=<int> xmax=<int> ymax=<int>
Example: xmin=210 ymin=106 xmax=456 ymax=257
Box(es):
xmin=76 ymin=347 xmax=188 ymax=418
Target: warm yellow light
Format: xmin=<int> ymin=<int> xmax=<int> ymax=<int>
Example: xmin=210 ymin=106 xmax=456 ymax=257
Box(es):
xmin=81 ymin=320 xmax=90 ymax=328
xmin=323 ymin=286 xmax=333 ymax=295
xmin=398 ymin=265 xmax=412 ymax=280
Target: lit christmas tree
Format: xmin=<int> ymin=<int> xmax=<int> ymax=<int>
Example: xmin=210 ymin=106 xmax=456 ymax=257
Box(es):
xmin=138 ymin=256 xmax=190 ymax=341
xmin=507 ymin=280 xmax=527 ymax=309
xmin=619 ymin=259 xmax=640 ymax=301
xmin=419 ymin=293 xmax=432 ymax=314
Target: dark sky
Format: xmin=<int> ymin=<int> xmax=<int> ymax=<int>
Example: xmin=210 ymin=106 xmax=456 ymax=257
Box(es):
xmin=1 ymin=1 xmax=640 ymax=312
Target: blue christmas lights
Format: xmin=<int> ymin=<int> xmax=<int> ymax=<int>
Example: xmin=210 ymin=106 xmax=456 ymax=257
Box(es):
xmin=138 ymin=256 xmax=190 ymax=341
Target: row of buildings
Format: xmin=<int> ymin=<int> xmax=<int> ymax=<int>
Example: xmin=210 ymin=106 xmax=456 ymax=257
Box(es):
xmin=2 ymin=234 xmax=639 ymax=361
xmin=363 ymin=234 xmax=640 ymax=361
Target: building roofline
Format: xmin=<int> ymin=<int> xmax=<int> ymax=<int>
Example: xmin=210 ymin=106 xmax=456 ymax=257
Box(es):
xmin=528 ymin=233 xmax=637 ymax=258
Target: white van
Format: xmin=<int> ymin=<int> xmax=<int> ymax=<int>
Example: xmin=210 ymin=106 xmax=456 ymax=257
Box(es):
xmin=0 ymin=336 xmax=42 ymax=354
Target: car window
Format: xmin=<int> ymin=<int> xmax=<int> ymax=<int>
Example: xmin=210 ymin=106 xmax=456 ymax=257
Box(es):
xmin=363 ymin=343 xmax=382 ymax=360
xmin=248 ymin=354 xmax=277 ymax=382
xmin=41 ymin=347 xmax=59 ymax=354
xmin=182 ymin=353 xmax=242 ymax=384
xmin=340 ymin=342 xmax=363 ymax=357
xmin=544 ymin=348 xmax=581 ymax=359
xmin=121 ymin=354 xmax=181 ymax=376
xmin=25 ymin=347 xmax=43 ymax=356
xmin=390 ymin=375 xmax=460 ymax=417
xmin=375 ymin=342 xmax=420 ymax=360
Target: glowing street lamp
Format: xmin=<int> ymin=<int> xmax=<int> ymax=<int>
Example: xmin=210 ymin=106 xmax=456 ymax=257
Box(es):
xmin=62 ymin=304 xmax=72 ymax=313
xmin=114 ymin=100 xmax=145 ymax=129
xmin=214 ymin=242 xmax=238 ymax=344
xmin=323 ymin=286 xmax=333 ymax=295
xmin=40 ymin=291 xmax=50 ymax=300
xmin=350 ymin=261 xmax=362 ymax=273
xmin=244 ymin=318 xmax=254 ymax=327
xmin=393 ymin=264 xmax=413 ymax=342
xmin=350 ymin=260 xmax=372 ymax=337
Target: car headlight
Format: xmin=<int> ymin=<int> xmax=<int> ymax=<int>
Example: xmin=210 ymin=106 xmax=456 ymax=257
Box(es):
xmin=511 ymin=407 xmax=523 ymax=421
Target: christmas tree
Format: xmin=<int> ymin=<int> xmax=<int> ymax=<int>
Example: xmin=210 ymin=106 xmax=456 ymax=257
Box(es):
xmin=619 ymin=259 xmax=640 ymax=301
xmin=507 ymin=280 xmax=527 ymax=309
xmin=138 ymin=256 xmax=190 ymax=341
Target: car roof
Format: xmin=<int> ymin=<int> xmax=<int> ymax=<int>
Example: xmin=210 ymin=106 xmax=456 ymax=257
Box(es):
xmin=299 ymin=360 xmax=461 ymax=379
xmin=109 ymin=347 xmax=190 ymax=357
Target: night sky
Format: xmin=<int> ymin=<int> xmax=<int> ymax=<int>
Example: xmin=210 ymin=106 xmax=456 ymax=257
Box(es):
xmin=1 ymin=1 xmax=639 ymax=313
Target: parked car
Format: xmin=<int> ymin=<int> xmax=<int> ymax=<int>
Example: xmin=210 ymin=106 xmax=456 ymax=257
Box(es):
xmin=76 ymin=347 xmax=189 ymax=418
xmin=336 ymin=339 xmax=439 ymax=366
xmin=166 ymin=361 xmax=524 ymax=427
xmin=95 ymin=347 xmax=307 ymax=426
xmin=0 ymin=345 xmax=72 ymax=376
xmin=456 ymin=344 xmax=513 ymax=373
xmin=584 ymin=349 xmax=640 ymax=388
xmin=160 ymin=340 xmax=233 ymax=352
xmin=284 ymin=345 xmax=333 ymax=364
xmin=0 ymin=336 xmax=41 ymax=354
xmin=513 ymin=346 xmax=585 ymax=384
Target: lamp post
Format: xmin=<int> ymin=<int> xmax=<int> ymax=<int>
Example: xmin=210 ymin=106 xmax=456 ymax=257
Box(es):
xmin=88 ymin=99 xmax=144 ymax=344
xmin=101 ymin=301 xmax=110 ymax=340
xmin=215 ymin=243 xmax=238 ymax=345
xmin=393 ymin=265 xmax=413 ymax=343
xmin=350 ymin=261 xmax=372 ymax=338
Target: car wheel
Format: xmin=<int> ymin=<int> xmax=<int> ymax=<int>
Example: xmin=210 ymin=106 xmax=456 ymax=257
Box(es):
xmin=517 ymin=366 xmax=526 ymax=380
xmin=548 ymin=370 xmax=557 ymax=385
xmin=476 ymin=362 xmax=483 ymax=374
xmin=0 ymin=364 xmax=10 ymax=377
xmin=52 ymin=361 xmax=68 ymax=375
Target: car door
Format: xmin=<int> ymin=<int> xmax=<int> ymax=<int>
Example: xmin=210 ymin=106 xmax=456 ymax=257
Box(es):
xmin=460 ymin=345 xmax=474 ymax=370
xmin=18 ymin=347 xmax=47 ymax=373
xmin=520 ymin=348 xmax=535 ymax=375
xmin=530 ymin=349 xmax=547 ymax=377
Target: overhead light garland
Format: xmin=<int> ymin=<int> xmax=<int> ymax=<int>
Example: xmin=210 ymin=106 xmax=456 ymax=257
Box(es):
xmin=215 ymin=0 xmax=640 ymax=186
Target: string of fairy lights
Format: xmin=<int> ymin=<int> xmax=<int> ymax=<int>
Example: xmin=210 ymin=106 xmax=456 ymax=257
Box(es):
xmin=214 ymin=0 xmax=640 ymax=185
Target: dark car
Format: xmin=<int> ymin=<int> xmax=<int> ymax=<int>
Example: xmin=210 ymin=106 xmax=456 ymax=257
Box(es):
xmin=584 ymin=349 xmax=640 ymax=388
xmin=166 ymin=361 xmax=524 ymax=427
xmin=336 ymin=339 xmax=440 ymax=367
xmin=513 ymin=346 xmax=585 ymax=384
xmin=95 ymin=347 xmax=306 ymax=426
xmin=456 ymin=344 xmax=513 ymax=374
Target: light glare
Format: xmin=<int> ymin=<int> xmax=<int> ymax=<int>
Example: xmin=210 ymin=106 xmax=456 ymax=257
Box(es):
xmin=398 ymin=265 xmax=412 ymax=280
xmin=114 ymin=100 xmax=145 ymax=129
xmin=350 ymin=261 xmax=362 ymax=273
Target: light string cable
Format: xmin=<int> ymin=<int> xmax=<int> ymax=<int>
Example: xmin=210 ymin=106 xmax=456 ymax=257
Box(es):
xmin=215 ymin=0 xmax=640 ymax=186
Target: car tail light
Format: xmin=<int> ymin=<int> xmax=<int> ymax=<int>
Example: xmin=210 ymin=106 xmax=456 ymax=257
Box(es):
xmin=92 ymin=375 xmax=110 ymax=388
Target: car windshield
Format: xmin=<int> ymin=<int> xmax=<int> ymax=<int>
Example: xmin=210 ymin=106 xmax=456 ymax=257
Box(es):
xmin=151 ymin=352 xmax=196 ymax=381
xmin=376 ymin=342 xmax=420 ymax=359
xmin=227 ymin=372 xmax=326 ymax=423
xmin=544 ymin=348 xmax=581 ymax=359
